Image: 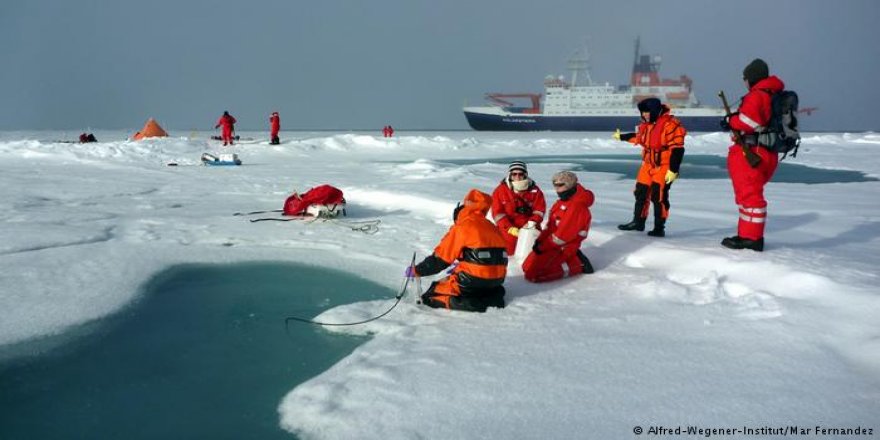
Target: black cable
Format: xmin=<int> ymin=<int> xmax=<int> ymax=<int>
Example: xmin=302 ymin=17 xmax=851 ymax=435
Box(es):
xmin=233 ymin=209 xmax=283 ymax=216
xmin=284 ymin=253 xmax=418 ymax=329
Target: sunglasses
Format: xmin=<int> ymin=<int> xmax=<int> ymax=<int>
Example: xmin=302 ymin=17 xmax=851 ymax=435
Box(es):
xmin=553 ymin=182 xmax=567 ymax=188
xmin=510 ymin=172 xmax=526 ymax=177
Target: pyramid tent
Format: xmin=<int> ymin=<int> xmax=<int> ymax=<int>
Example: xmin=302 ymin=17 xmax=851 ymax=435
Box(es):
xmin=132 ymin=118 xmax=169 ymax=140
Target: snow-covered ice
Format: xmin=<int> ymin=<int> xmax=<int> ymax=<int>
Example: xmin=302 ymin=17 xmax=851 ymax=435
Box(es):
xmin=1 ymin=130 xmax=878 ymax=438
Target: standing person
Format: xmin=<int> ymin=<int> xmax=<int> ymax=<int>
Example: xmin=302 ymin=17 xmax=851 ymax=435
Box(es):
xmin=405 ymin=189 xmax=508 ymax=312
xmin=491 ymin=161 xmax=546 ymax=255
xmin=214 ymin=111 xmax=237 ymax=146
xmin=719 ymin=58 xmax=785 ymax=252
xmin=269 ymin=111 xmax=281 ymax=145
xmin=522 ymin=171 xmax=595 ymax=283
xmin=387 ymin=125 xmax=394 ymax=137
xmin=382 ymin=126 xmax=389 ymax=137
xmin=613 ymin=97 xmax=686 ymax=237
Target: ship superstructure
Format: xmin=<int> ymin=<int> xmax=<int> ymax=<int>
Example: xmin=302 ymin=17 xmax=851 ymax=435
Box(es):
xmin=464 ymin=38 xmax=725 ymax=131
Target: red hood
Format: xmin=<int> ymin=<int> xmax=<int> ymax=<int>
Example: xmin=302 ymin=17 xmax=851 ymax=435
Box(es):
xmin=751 ymin=75 xmax=785 ymax=94
xmin=568 ymin=184 xmax=594 ymax=207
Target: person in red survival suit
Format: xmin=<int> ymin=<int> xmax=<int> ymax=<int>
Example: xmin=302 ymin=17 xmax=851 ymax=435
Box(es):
xmin=614 ymin=97 xmax=687 ymax=237
xmin=523 ymin=171 xmax=595 ymax=283
xmin=405 ymin=189 xmax=508 ymax=312
xmin=491 ymin=160 xmax=547 ymax=255
xmin=719 ymin=58 xmax=785 ymax=252
xmin=269 ymin=112 xmax=281 ymax=145
xmin=215 ymin=111 xmax=237 ymax=146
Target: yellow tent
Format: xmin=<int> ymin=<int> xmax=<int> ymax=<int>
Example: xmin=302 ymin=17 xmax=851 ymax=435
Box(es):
xmin=132 ymin=118 xmax=169 ymax=140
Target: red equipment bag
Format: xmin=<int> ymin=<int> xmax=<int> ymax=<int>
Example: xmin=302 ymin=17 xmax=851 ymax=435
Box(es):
xmin=283 ymin=185 xmax=346 ymax=218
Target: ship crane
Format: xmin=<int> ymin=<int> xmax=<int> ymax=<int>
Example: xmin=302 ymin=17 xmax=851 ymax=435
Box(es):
xmin=485 ymin=93 xmax=543 ymax=114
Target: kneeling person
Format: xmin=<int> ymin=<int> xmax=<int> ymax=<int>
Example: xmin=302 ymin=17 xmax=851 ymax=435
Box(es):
xmin=408 ymin=189 xmax=508 ymax=312
xmin=523 ymin=171 xmax=595 ymax=283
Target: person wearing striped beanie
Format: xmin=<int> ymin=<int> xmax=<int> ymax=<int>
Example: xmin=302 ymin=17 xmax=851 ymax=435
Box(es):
xmin=491 ymin=161 xmax=547 ymax=255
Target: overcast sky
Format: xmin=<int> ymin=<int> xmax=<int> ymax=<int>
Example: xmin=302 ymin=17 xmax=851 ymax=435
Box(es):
xmin=1 ymin=0 xmax=877 ymax=131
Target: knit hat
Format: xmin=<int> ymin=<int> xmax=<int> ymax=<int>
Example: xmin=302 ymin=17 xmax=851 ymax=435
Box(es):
xmin=509 ymin=161 xmax=527 ymax=175
xmin=743 ymin=58 xmax=769 ymax=85
xmin=552 ymin=170 xmax=578 ymax=190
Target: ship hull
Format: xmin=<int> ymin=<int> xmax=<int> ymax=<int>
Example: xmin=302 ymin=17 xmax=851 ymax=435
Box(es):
xmin=464 ymin=110 xmax=723 ymax=132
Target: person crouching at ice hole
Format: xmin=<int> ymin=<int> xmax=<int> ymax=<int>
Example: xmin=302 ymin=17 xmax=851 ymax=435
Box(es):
xmin=405 ymin=189 xmax=508 ymax=312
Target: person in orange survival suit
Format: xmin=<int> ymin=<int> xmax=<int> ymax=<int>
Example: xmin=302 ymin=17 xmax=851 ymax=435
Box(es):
xmin=491 ymin=160 xmax=547 ymax=255
xmin=613 ymin=97 xmax=686 ymax=237
xmin=405 ymin=189 xmax=508 ymax=312
xmin=214 ymin=111 xmax=237 ymax=146
xmin=522 ymin=171 xmax=595 ymax=283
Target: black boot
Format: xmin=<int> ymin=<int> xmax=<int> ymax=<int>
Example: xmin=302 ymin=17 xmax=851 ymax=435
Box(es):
xmin=576 ymin=250 xmax=594 ymax=274
xmin=647 ymin=217 xmax=665 ymax=237
xmin=721 ymin=236 xmax=764 ymax=252
xmin=618 ymin=218 xmax=646 ymax=231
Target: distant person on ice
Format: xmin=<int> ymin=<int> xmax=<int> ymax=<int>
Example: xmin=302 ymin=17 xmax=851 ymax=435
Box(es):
xmin=523 ymin=171 xmax=595 ymax=283
xmin=405 ymin=189 xmax=508 ymax=312
xmin=613 ymin=97 xmax=686 ymax=237
xmin=214 ymin=111 xmax=237 ymax=146
xmin=79 ymin=133 xmax=97 ymax=143
xmin=491 ymin=160 xmax=546 ymax=255
xmin=269 ymin=111 xmax=281 ymax=145
xmin=718 ymin=58 xmax=786 ymax=252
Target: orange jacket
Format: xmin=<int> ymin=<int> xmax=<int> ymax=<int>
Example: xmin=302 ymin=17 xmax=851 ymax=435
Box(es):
xmin=628 ymin=107 xmax=686 ymax=172
xmin=415 ymin=189 xmax=508 ymax=296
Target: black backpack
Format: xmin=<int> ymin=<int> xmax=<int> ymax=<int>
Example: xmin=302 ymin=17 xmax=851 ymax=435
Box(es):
xmin=757 ymin=90 xmax=801 ymax=159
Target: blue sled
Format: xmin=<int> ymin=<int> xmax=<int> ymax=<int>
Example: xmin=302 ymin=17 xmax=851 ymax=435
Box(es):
xmin=201 ymin=153 xmax=242 ymax=166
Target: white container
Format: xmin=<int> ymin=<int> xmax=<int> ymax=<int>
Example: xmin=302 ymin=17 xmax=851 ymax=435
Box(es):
xmin=514 ymin=226 xmax=539 ymax=266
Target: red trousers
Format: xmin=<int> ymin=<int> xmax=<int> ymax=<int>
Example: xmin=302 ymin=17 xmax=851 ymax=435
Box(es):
xmin=522 ymin=246 xmax=585 ymax=283
xmin=727 ymin=145 xmax=779 ymax=240
xmin=221 ymin=128 xmax=234 ymax=145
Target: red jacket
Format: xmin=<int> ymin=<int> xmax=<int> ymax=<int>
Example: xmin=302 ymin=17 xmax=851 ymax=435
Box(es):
xmin=491 ymin=179 xmax=547 ymax=230
xmin=270 ymin=114 xmax=280 ymax=131
xmin=535 ymin=184 xmax=594 ymax=253
xmin=730 ymin=76 xmax=785 ymax=135
xmin=216 ymin=114 xmax=236 ymax=130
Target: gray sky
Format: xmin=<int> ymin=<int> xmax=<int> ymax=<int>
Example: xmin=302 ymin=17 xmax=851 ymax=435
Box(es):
xmin=1 ymin=0 xmax=878 ymax=131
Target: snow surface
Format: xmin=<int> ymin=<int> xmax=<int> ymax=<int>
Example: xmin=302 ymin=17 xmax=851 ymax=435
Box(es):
xmin=1 ymin=130 xmax=879 ymax=438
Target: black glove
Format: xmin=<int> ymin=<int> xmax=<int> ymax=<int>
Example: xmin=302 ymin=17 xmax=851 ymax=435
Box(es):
xmin=620 ymin=132 xmax=636 ymax=142
xmin=532 ymin=241 xmax=542 ymax=255
xmin=719 ymin=112 xmax=737 ymax=132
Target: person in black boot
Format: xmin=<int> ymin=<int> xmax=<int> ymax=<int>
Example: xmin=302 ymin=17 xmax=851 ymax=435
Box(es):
xmin=647 ymin=217 xmax=665 ymax=237
xmin=719 ymin=58 xmax=787 ymax=252
xmin=576 ymin=249 xmax=594 ymax=274
xmin=721 ymin=236 xmax=764 ymax=251
xmin=617 ymin=184 xmax=648 ymax=231
xmin=614 ymin=98 xmax=686 ymax=237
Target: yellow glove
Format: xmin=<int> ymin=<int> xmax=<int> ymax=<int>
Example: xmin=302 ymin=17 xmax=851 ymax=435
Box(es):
xmin=507 ymin=227 xmax=520 ymax=237
xmin=612 ymin=128 xmax=621 ymax=141
xmin=665 ymin=170 xmax=679 ymax=184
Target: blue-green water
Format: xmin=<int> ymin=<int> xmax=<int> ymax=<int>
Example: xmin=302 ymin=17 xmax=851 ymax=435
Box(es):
xmin=446 ymin=154 xmax=877 ymax=184
xmin=0 ymin=263 xmax=391 ymax=440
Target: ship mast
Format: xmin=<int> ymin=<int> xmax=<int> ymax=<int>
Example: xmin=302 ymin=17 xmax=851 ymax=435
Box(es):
xmin=567 ymin=47 xmax=592 ymax=87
